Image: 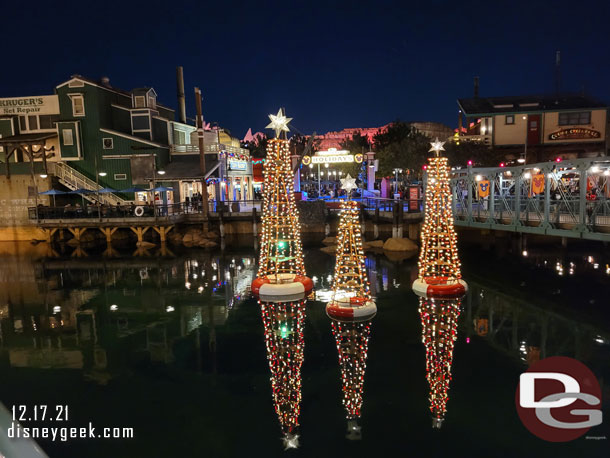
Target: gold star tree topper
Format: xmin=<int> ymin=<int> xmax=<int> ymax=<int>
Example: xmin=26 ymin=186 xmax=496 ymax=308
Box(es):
xmin=429 ymin=137 xmax=446 ymax=156
xmin=340 ymin=174 xmax=358 ymax=194
xmin=266 ymin=108 xmax=292 ymax=138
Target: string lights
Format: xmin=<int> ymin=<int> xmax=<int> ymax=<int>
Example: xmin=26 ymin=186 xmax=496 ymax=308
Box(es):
xmin=413 ymin=138 xmax=467 ymax=298
xmin=419 ymin=297 xmax=461 ymax=428
xmin=259 ymin=299 xmax=306 ymax=448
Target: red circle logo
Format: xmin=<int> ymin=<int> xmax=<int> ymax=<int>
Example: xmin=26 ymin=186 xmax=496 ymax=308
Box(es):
xmin=515 ymin=356 xmax=602 ymax=442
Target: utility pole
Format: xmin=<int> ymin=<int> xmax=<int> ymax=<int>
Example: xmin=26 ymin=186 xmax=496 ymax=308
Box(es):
xmin=195 ymin=87 xmax=209 ymax=228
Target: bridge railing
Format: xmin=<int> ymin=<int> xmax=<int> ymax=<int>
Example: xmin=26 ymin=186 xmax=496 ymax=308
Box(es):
xmin=450 ymin=156 xmax=610 ymax=240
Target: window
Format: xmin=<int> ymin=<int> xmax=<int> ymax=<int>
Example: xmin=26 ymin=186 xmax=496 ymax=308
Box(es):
xmin=134 ymin=96 xmax=146 ymax=108
xmin=19 ymin=116 xmax=26 ymax=132
xmin=132 ymin=115 xmax=150 ymax=131
xmin=62 ymin=129 xmax=74 ymax=146
xmin=71 ymin=95 xmax=85 ymax=116
xmin=103 ymin=138 xmax=114 ymax=149
xmin=39 ymin=115 xmax=59 ymax=129
xmin=174 ymin=130 xmax=186 ymax=144
xmin=28 ymin=115 xmax=38 ymax=130
xmin=68 ymin=80 xmax=84 ymax=88
xmin=559 ymin=111 xmax=591 ymax=125
xmin=147 ymin=95 xmax=156 ymax=109
xmin=114 ymin=173 xmax=127 ymax=180
xmin=505 ymin=115 xmax=514 ymax=125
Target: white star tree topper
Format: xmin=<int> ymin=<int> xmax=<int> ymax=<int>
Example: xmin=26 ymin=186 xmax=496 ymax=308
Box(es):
xmin=340 ymin=174 xmax=358 ymax=195
xmin=429 ymin=137 xmax=446 ymax=156
xmin=266 ymin=108 xmax=292 ymax=138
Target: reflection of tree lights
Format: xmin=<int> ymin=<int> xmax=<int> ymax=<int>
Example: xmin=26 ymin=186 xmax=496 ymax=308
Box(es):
xmin=198 ymin=286 xmax=204 ymax=293
xmin=282 ymin=433 xmax=300 ymax=450
xmin=53 ymin=306 xmax=61 ymax=313
xmin=110 ymin=304 xmax=118 ymax=311
xmin=166 ymin=306 xmax=175 ymax=312
xmin=185 ymin=282 xmax=191 ymax=289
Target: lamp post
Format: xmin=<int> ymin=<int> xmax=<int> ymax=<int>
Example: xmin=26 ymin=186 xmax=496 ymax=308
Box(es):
xmin=393 ymin=168 xmax=402 ymax=194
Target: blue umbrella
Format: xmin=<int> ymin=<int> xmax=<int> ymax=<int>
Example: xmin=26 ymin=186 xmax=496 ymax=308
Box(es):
xmin=39 ymin=189 xmax=66 ymax=206
xmin=120 ymin=186 xmax=148 ymax=193
xmin=70 ymin=188 xmax=96 ymax=194
xmin=98 ymin=187 xmax=118 ymax=193
xmin=151 ymin=186 xmax=174 ymax=192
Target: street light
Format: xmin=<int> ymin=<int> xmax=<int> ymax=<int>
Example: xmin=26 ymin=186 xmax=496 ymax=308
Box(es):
xmin=98 ymin=172 xmax=107 ymax=177
xmin=393 ymin=168 xmax=402 ymax=193
xmin=39 ymin=174 xmax=48 ymax=179
xmin=157 ymin=170 xmax=166 ymax=175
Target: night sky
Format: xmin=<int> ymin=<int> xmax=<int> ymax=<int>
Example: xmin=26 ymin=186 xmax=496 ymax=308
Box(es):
xmin=3 ymin=0 xmax=609 ymax=137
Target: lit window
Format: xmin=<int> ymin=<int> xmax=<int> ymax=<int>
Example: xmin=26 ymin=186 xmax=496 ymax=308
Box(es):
xmin=148 ymin=95 xmax=156 ymax=109
xmin=71 ymin=95 xmax=85 ymax=116
xmin=505 ymin=115 xmax=514 ymax=125
xmin=62 ymin=129 xmax=74 ymax=146
xmin=134 ymin=96 xmax=146 ymax=108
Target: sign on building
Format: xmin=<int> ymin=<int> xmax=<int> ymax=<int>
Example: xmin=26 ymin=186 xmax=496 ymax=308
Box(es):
xmin=0 ymin=95 xmax=59 ymax=116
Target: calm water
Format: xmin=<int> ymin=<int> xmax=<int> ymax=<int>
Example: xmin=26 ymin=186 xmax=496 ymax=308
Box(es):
xmin=0 ymin=238 xmax=608 ymax=458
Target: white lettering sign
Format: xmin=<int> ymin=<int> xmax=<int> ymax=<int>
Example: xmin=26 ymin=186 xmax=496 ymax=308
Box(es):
xmin=311 ymin=155 xmax=355 ymax=164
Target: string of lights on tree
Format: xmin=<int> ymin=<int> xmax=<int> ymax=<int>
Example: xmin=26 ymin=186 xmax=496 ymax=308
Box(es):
xmin=417 ymin=139 xmax=463 ymax=283
xmin=419 ymin=297 xmax=460 ymax=427
xmin=259 ymin=299 xmax=306 ymax=449
xmin=331 ymin=196 xmax=371 ymax=301
xmin=257 ymin=110 xmax=306 ymax=280
xmin=331 ymin=320 xmax=371 ymax=420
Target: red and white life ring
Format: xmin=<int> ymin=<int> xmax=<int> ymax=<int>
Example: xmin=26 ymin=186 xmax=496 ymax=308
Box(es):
xmin=134 ymin=205 xmax=145 ymax=217
xmin=412 ymin=277 xmax=468 ymax=299
xmin=326 ymin=296 xmax=377 ymax=322
xmin=251 ymin=273 xmax=313 ymax=297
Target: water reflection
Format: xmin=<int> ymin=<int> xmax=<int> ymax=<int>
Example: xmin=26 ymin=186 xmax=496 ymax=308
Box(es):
xmin=258 ymin=299 xmax=306 ymax=449
xmin=418 ymin=298 xmax=460 ymax=429
xmin=331 ymin=320 xmax=371 ymax=440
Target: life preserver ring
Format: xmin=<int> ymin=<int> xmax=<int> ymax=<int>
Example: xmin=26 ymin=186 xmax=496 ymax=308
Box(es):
xmin=326 ymin=297 xmax=377 ymax=322
xmin=412 ymin=277 xmax=468 ymax=299
xmin=251 ymin=273 xmax=313 ymax=297
xmin=134 ymin=206 xmax=145 ymax=217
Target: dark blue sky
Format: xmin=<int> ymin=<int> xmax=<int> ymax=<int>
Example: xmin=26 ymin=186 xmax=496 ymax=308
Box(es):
xmin=3 ymin=0 xmax=609 ymax=138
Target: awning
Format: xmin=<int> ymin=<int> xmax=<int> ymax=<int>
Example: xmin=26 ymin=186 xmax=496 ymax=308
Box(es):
xmin=0 ymin=132 xmax=57 ymax=146
xmin=152 ymin=155 xmax=220 ymax=181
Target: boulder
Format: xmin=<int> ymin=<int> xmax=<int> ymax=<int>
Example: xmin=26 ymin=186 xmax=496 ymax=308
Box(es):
xmin=322 ymin=237 xmax=337 ymax=246
xmin=137 ymin=241 xmax=156 ymax=248
xmin=198 ymin=239 xmax=218 ymax=249
xmin=383 ymin=237 xmax=418 ymax=252
xmin=363 ymin=240 xmax=384 ymax=251
xmin=320 ymin=245 xmax=337 ymax=255
xmin=202 ymin=231 xmax=220 ymax=240
xmin=182 ymin=233 xmax=194 ymax=244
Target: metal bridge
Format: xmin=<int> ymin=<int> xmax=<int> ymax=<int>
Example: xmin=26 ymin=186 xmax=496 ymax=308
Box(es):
xmin=449 ymin=156 xmax=610 ymax=241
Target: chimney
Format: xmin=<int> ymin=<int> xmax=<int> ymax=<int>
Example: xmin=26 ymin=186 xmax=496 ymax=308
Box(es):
xmin=100 ymin=76 xmax=111 ymax=87
xmin=176 ymin=66 xmax=187 ymax=124
xmin=473 ymin=76 xmax=480 ymax=98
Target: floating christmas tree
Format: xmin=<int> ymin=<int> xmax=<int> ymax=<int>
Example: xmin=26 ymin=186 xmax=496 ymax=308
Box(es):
xmin=419 ymin=297 xmax=461 ymax=428
xmin=259 ymin=298 xmax=307 ymax=449
xmin=251 ymin=108 xmax=313 ymax=299
xmin=326 ymin=174 xmax=376 ymax=321
xmin=331 ymin=319 xmax=372 ymax=440
xmin=413 ymin=138 xmax=467 ymax=298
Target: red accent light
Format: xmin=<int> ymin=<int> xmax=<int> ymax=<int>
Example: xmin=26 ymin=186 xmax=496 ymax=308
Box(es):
xmin=422 ymin=164 xmax=428 ymax=170
xmin=466 ymin=337 xmax=470 ymax=343
xmin=500 ymin=162 xmax=505 ymax=167
xmin=467 ymin=160 xmax=473 ymax=166
xmin=555 ymin=157 xmax=562 ymax=162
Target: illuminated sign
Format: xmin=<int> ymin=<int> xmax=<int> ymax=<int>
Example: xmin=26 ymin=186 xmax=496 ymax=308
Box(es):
xmin=229 ymin=160 xmax=248 ymax=171
xmin=303 ymin=148 xmax=365 ymax=165
xmin=0 ymin=95 xmax=59 ymax=115
xmin=549 ymin=128 xmax=600 ymax=141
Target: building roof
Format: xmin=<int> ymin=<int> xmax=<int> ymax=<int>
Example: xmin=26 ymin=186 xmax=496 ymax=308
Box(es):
xmin=457 ymin=94 xmax=607 ymax=115
xmin=157 ymin=155 xmax=219 ymax=180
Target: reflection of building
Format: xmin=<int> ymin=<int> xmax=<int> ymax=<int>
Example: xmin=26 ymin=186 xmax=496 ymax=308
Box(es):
xmin=419 ymin=298 xmax=460 ymax=428
xmin=457 ymin=93 xmax=608 ymax=162
xmin=259 ymin=299 xmax=306 ymax=449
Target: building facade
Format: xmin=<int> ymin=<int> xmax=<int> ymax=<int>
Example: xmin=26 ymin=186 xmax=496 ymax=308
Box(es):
xmin=0 ymin=74 xmax=253 ymax=227
xmin=457 ymin=94 xmax=609 ymax=162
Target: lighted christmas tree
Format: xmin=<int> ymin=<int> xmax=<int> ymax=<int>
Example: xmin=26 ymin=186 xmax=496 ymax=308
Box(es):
xmin=259 ymin=298 xmax=307 ymax=449
xmin=419 ymin=297 xmax=461 ymax=428
xmin=413 ymin=138 xmax=467 ymax=298
xmin=331 ymin=319 xmax=372 ymax=440
xmin=326 ymin=175 xmax=375 ymax=320
xmin=252 ymin=108 xmax=312 ymax=297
